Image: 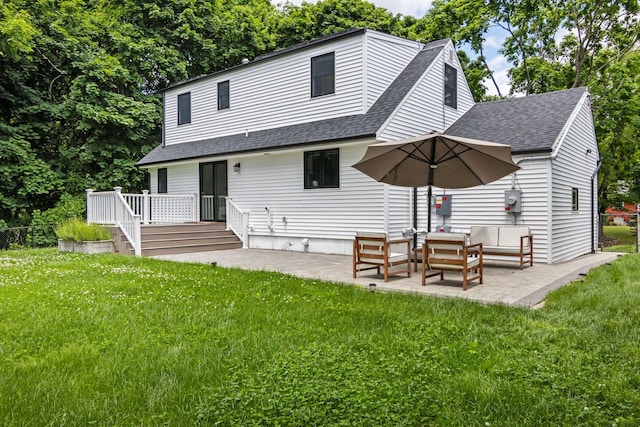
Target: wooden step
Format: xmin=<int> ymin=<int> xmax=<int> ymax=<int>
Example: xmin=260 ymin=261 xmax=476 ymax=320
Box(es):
xmin=106 ymin=222 xmax=242 ymax=256
xmin=141 ymin=241 xmax=242 ymax=256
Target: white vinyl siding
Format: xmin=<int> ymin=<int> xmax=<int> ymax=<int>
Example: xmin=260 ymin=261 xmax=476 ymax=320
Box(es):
xmin=227 ymin=141 xmax=385 ymax=240
xmin=378 ymin=42 xmax=474 ymax=140
xmin=364 ymin=33 xmax=421 ymax=110
xmin=163 ymin=36 xmax=366 ymax=145
xmin=410 ymin=158 xmax=552 ymax=264
xmin=550 ymin=97 xmax=599 ymax=262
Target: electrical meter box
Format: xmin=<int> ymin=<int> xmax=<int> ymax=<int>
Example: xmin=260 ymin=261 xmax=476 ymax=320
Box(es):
xmin=435 ymin=194 xmax=452 ymax=216
xmin=434 ymin=224 xmax=451 ymax=233
xmin=504 ymin=190 xmax=522 ymax=213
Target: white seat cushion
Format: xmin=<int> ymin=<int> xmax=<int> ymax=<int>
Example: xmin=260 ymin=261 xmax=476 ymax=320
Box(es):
xmin=470 ymin=226 xmax=498 ymax=246
xmin=497 ymin=226 xmax=530 ymax=247
xmin=430 ymin=256 xmax=479 ymax=270
xmin=388 ymin=252 xmax=409 ymax=263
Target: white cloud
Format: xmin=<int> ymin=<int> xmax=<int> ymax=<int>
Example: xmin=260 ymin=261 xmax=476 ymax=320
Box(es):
xmin=484 ymin=35 xmax=503 ymax=49
xmin=271 ymin=0 xmax=431 ymax=17
xmin=487 ymin=54 xmax=508 ymax=70
xmin=483 ymin=68 xmax=511 ymax=97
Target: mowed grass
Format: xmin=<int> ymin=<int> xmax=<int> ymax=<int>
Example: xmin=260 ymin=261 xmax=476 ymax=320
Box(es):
xmin=602 ymin=225 xmax=638 ymax=253
xmin=1 ymin=250 xmax=639 ymax=426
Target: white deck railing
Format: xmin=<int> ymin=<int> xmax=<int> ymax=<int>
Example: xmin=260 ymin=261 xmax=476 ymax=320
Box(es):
xmin=86 ymin=187 xmax=199 ymax=256
xmin=114 ymin=188 xmax=142 ymax=256
xmin=226 ymin=197 xmax=249 ymax=248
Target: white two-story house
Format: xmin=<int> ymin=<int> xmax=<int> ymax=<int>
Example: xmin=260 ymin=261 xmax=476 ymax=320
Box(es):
xmin=137 ymin=28 xmax=600 ymax=264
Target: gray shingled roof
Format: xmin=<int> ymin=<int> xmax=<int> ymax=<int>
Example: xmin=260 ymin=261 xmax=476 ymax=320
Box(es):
xmin=445 ymin=87 xmax=588 ymax=154
xmin=137 ymin=38 xmax=447 ymax=166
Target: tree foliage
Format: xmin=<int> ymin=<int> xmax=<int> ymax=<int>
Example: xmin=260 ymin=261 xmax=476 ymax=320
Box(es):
xmin=1 ymin=0 xmax=638 ymax=226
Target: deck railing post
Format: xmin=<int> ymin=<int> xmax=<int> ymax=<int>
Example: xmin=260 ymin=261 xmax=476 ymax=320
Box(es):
xmin=133 ymin=215 xmax=142 ymax=256
xmin=193 ymin=192 xmax=199 ymax=222
xmin=114 ymin=187 xmax=123 ymax=224
xmin=242 ymin=212 xmax=249 ymax=249
xmin=142 ymin=190 xmax=150 ymax=224
xmin=86 ymin=189 xmax=94 ymax=224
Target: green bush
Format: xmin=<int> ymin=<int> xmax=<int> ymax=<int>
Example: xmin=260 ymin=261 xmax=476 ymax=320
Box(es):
xmin=31 ymin=193 xmax=86 ymax=227
xmin=54 ymin=218 xmax=112 ymax=242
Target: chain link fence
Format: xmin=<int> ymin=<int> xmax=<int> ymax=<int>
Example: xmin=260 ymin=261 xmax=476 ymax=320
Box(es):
xmin=0 ymin=225 xmax=58 ymax=250
xmin=599 ymin=213 xmax=639 ymax=253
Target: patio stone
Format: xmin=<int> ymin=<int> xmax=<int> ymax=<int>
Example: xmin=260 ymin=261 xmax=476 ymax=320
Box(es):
xmin=153 ymin=249 xmax=622 ymax=307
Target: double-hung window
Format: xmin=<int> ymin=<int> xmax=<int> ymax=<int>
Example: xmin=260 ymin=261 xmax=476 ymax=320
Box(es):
xmin=218 ymin=80 xmax=230 ymax=110
xmin=311 ymin=52 xmax=335 ymax=98
xmin=157 ymin=168 xmax=168 ymax=194
xmin=304 ymin=149 xmax=339 ymax=189
xmin=444 ymin=64 xmax=458 ymax=109
xmin=177 ymin=92 xmax=191 ymax=125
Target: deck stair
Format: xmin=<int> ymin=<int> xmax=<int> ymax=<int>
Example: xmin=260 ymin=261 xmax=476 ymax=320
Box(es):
xmin=110 ymin=223 xmax=242 ymax=256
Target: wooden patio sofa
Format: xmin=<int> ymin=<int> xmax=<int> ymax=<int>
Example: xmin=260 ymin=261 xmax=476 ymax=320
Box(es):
xmin=470 ymin=226 xmax=533 ymax=269
xmin=353 ymin=231 xmax=411 ymax=282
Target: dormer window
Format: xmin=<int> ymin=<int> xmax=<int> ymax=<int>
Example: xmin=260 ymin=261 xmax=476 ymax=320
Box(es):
xmin=311 ymin=52 xmax=335 ymax=98
xmin=218 ymin=80 xmax=230 ymax=110
xmin=177 ymin=92 xmax=191 ymax=125
xmin=444 ymin=64 xmax=457 ymax=109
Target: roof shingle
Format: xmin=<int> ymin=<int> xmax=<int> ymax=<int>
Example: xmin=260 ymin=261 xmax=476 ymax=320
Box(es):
xmin=445 ymin=87 xmax=588 ymax=154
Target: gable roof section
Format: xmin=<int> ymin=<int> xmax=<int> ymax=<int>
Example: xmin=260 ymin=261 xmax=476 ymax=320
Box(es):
xmin=137 ymin=38 xmax=447 ymax=166
xmin=445 ymin=87 xmax=589 ymax=154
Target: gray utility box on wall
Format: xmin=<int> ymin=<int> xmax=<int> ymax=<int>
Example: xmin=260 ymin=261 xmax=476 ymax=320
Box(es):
xmin=435 ymin=194 xmax=452 ymax=216
xmin=504 ymin=190 xmax=522 ymax=213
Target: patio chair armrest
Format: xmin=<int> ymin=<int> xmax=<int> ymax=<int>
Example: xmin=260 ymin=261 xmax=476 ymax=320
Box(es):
xmin=388 ymin=238 xmax=411 ymax=248
xmin=387 ymin=238 xmax=412 ymax=245
xmin=466 ymin=242 xmax=483 ymax=253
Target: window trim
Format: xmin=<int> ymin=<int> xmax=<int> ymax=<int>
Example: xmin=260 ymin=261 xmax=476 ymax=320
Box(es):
xmin=304 ymin=148 xmax=340 ymax=189
xmin=311 ymin=52 xmax=335 ymax=98
xmin=444 ymin=63 xmax=458 ymax=109
xmin=218 ymin=80 xmax=230 ymax=110
xmin=157 ymin=168 xmax=168 ymax=194
xmin=177 ymin=92 xmax=191 ymax=125
xmin=572 ymin=187 xmax=579 ymax=211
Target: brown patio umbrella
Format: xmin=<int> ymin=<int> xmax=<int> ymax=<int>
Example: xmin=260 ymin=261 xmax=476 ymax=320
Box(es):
xmin=352 ymin=132 xmax=520 ymax=231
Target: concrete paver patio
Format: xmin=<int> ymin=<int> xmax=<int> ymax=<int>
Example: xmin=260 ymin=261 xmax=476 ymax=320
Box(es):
xmin=154 ymin=249 xmax=623 ymax=307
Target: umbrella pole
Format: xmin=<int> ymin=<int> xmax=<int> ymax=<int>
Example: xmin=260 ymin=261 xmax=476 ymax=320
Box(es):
xmin=427 ymin=185 xmax=432 ymax=233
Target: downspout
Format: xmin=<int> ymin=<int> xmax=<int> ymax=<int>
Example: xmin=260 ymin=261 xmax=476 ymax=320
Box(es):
xmin=591 ymin=158 xmax=602 ymax=253
xmin=161 ymin=91 xmax=166 ymax=148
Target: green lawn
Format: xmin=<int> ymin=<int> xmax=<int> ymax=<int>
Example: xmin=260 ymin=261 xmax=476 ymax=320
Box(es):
xmin=1 ymin=249 xmax=639 ymax=426
xmin=602 ymin=225 xmax=638 ymax=252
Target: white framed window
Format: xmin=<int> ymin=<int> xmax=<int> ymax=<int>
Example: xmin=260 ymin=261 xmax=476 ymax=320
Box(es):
xmin=311 ymin=52 xmax=335 ymax=98
xmin=218 ymin=80 xmax=230 ymax=110
xmin=444 ymin=64 xmax=457 ymax=109
xmin=304 ymin=148 xmax=339 ymax=189
xmin=177 ymin=92 xmax=191 ymax=125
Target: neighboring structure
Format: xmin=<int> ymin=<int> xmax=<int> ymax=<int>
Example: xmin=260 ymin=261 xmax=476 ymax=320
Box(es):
xmin=605 ymin=202 xmax=638 ymax=225
xmin=136 ymin=28 xmax=600 ymax=264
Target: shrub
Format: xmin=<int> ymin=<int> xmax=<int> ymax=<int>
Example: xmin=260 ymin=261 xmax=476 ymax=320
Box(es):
xmin=54 ymin=218 xmax=112 ymax=242
xmin=31 ymin=193 xmax=86 ymax=227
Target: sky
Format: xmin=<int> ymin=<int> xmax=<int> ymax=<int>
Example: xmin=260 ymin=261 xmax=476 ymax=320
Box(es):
xmin=270 ymin=0 xmax=511 ymax=96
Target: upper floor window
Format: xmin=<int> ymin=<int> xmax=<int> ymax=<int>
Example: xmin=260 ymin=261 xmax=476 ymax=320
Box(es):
xmin=311 ymin=52 xmax=335 ymax=98
xmin=177 ymin=92 xmax=191 ymax=125
xmin=572 ymin=188 xmax=579 ymax=211
xmin=158 ymin=168 xmax=167 ymax=193
xmin=304 ymin=148 xmax=339 ymax=189
xmin=444 ymin=64 xmax=457 ymax=109
xmin=218 ymin=80 xmax=230 ymax=110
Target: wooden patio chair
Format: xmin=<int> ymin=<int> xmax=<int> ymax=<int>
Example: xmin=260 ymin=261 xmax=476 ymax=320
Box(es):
xmin=353 ymin=232 xmax=411 ymax=282
xmin=422 ymin=233 xmax=483 ymax=290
